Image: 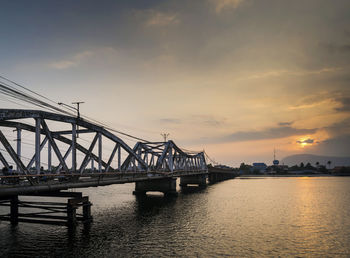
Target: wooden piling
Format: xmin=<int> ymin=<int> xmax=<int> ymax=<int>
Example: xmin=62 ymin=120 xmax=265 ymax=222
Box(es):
xmin=10 ymin=195 xmax=18 ymax=226
xmin=67 ymin=199 xmax=77 ymax=226
xmin=82 ymin=196 xmax=92 ymax=223
xmin=0 ymin=191 xmax=93 ymax=227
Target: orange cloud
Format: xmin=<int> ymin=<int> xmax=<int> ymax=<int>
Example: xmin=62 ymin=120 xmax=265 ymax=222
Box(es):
xmin=49 ymin=51 xmax=93 ymax=70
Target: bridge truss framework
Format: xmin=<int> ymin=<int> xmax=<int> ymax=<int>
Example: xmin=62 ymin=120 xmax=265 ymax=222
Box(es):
xmin=0 ymin=109 xmax=207 ymax=190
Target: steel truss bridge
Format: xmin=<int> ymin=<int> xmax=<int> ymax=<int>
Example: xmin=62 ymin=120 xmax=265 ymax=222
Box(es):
xmin=0 ymin=109 xmax=209 ymax=196
xmin=0 ymin=109 xmax=237 ymax=226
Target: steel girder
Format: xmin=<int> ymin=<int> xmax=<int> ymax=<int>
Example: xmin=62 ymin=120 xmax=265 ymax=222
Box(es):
xmin=121 ymin=141 xmax=207 ymax=172
xmin=0 ymin=109 xmax=207 ymax=176
xmin=0 ymin=109 xmax=147 ymax=177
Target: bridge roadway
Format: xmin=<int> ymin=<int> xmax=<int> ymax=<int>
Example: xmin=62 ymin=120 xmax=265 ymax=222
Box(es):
xmin=0 ymin=170 xmax=210 ymax=197
xmin=0 ymin=109 xmax=236 ymax=226
xmin=0 ymin=168 xmax=236 ymax=226
xmin=0 ymin=168 xmax=237 ymax=196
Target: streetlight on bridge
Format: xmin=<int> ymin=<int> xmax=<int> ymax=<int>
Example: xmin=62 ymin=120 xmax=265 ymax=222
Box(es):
xmin=58 ymin=101 xmax=84 ymax=119
xmin=58 ymin=101 xmax=84 ymax=138
xmin=161 ymin=133 xmax=169 ymax=142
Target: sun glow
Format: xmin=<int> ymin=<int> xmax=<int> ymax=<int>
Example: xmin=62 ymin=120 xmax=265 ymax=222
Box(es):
xmin=296 ymin=137 xmax=314 ymax=148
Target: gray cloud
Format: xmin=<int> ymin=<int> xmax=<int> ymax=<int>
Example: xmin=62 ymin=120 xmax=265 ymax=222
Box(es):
xmin=345 ymin=30 xmax=350 ymax=37
xmin=311 ymin=118 xmax=350 ymax=156
xmin=200 ymin=126 xmax=317 ymax=144
xmin=222 ymin=126 xmax=316 ymax=142
xmin=190 ymin=115 xmax=226 ymax=127
xmin=323 ymin=118 xmax=350 ymax=140
xmin=297 ymin=138 xmax=314 ymax=144
xmin=202 ymin=119 xmax=223 ymax=126
xmin=325 ymin=43 xmax=350 ymax=54
xmin=159 ymin=118 xmax=182 ymax=124
xmin=314 ymin=134 xmax=350 ymax=156
xmin=335 ymin=97 xmax=350 ymax=112
xmin=279 ymin=122 xmax=293 ymax=126
xmin=159 ymin=115 xmax=226 ymax=127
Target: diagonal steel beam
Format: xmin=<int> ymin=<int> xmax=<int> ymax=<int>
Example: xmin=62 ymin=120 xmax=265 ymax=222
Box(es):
xmin=155 ymin=142 xmax=171 ymax=170
xmin=0 ymin=130 xmax=36 ymax=185
xmin=0 ymin=109 xmax=148 ymax=169
xmin=0 ymin=111 xmax=207 ymax=172
xmin=79 ymin=133 xmax=99 ymax=174
xmin=56 ymin=145 xmax=73 ymax=173
xmin=26 ymin=137 xmax=48 ymax=170
xmin=121 ymin=142 xmax=141 ymax=171
xmin=0 ymin=121 xmax=108 ymax=168
xmin=149 ymin=154 xmax=154 ymax=167
xmin=40 ymin=119 xmax=69 ymax=172
xmin=105 ymin=143 xmax=119 ymax=172
xmin=0 ymin=151 xmax=9 ymax=169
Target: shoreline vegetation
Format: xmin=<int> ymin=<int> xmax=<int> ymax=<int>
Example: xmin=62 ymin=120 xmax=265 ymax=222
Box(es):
xmin=238 ymin=174 xmax=346 ymax=178
xmin=209 ymin=162 xmax=350 ymax=177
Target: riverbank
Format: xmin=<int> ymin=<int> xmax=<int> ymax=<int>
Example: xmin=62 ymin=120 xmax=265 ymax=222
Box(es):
xmin=238 ymin=174 xmax=336 ymax=178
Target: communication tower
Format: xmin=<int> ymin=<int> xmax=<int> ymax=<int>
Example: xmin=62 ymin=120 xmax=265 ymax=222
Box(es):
xmin=273 ymin=148 xmax=279 ymax=165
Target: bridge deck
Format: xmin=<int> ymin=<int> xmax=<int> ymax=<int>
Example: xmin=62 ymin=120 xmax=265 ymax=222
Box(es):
xmin=0 ymin=170 xmax=208 ymax=197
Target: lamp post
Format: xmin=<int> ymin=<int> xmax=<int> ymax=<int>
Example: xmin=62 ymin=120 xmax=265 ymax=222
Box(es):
xmin=72 ymin=101 xmax=84 ymax=119
xmin=161 ymin=133 xmax=169 ymax=142
xmin=58 ymin=101 xmax=84 ymax=138
xmin=58 ymin=101 xmax=84 ymax=118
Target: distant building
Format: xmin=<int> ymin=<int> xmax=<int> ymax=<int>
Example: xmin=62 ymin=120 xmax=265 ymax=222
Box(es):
xmin=332 ymin=166 xmax=350 ymax=176
xmin=268 ymin=164 xmax=289 ymax=174
xmin=252 ymin=163 xmax=267 ymax=173
xmin=279 ymin=165 xmax=289 ymax=171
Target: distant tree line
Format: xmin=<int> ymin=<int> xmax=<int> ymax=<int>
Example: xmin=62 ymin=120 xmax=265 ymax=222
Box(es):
xmin=208 ymin=160 xmax=341 ymax=175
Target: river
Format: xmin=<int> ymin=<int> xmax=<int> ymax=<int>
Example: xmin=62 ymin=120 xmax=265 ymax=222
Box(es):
xmin=1 ymin=177 xmax=350 ymax=257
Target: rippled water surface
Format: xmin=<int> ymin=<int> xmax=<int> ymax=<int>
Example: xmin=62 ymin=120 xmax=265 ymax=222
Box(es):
xmin=1 ymin=177 xmax=350 ymax=257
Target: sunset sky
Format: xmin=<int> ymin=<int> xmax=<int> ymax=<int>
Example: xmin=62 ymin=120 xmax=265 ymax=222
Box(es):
xmin=1 ymin=0 xmax=349 ymax=166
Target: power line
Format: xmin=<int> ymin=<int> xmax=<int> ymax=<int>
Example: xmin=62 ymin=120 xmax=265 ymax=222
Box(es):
xmin=204 ymin=151 xmax=219 ymax=165
xmin=0 ymin=78 xmax=152 ymax=142
xmin=0 ymin=82 xmax=73 ymax=116
xmin=0 ymin=76 xmax=205 ymax=156
xmin=1 ymin=79 xmax=148 ymax=141
xmin=0 ymin=95 xmax=33 ymax=109
xmin=0 ymin=75 xmax=64 ymax=107
xmin=0 ymin=75 xmax=76 ymax=116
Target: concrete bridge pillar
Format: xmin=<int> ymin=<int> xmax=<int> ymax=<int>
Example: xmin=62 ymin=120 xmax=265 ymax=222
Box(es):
xmin=209 ymin=172 xmax=226 ymax=183
xmin=133 ymin=178 xmax=177 ymax=197
xmin=180 ymin=174 xmax=207 ymax=188
xmin=208 ymin=172 xmax=236 ymax=183
xmin=208 ymin=173 xmax=217 ymax=183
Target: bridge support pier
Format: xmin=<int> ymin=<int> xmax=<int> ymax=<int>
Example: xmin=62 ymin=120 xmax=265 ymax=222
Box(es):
xmin=0 ymin=195 xmax=19 ymax=226
xmin=0 ymin=191 xmax=93 ymax=227
xmin=133 ymin=178 xmax=178 ymax=197
xmin=180 ymin=174 xmax=207 ymax=188
xmin=208 ymin=172 xmax=236 ymax=183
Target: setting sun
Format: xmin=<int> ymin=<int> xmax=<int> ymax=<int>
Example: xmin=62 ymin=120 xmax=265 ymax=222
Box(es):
xmin=296 ymin=137 xmax=314 ymax=148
